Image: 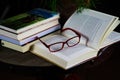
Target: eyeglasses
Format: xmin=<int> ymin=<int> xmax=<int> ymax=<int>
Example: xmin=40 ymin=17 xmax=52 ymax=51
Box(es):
xmin=37 ymin=28 xmax=88 ymax=52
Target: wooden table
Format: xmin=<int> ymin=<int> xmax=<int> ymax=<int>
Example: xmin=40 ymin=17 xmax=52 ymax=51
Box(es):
xmin=0 ymin=45 xmax=54 ymax=67
xmin=0 ymin=41 xmax=119 ymax=80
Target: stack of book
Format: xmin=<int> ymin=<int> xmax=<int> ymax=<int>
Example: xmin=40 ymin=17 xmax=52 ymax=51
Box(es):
xmin=0 ymin=8 xmax=61 ymax=53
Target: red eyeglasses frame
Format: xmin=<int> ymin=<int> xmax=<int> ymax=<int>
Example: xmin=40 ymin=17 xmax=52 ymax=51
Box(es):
xmin=37 ymin=28 xmax=88 ymax=52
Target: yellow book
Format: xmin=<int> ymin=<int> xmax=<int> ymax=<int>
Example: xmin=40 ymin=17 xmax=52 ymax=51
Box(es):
xmin=1 ymin=39 xmax=39 ymax=53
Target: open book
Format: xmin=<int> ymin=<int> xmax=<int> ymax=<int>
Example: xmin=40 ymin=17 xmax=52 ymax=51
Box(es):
xmin=30 ymin=9 xmax=120 ymax=69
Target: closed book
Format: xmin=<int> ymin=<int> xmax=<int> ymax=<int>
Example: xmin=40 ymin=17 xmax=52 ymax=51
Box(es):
xmin=1 ymin=40 xmax=39 ymax=53
xmin=0 ymin=19 xmax=59 ymax=40
xmin=0 ymin=24 xmax=61 ymax=45
xmin=0 ymin=8 xmax=59 ymax=34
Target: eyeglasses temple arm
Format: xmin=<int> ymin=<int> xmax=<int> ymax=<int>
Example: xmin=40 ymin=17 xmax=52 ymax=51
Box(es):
xmin=36 ymin=37 xmax=49 ymax=48
xmin=74 ymin=31 xmax=89 ymax=46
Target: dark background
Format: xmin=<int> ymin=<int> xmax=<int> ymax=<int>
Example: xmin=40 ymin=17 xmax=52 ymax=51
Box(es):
xmin=0 ymin=0 xmax=120 ymax=80
xmin=0 ymin=0 xmax=120 ymax=20
xmin=0 ymin=0 xmax=120 ymax=31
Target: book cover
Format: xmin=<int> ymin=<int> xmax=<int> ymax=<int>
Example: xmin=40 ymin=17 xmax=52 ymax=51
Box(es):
xmin=0 ymin=12 xmax=44 ymax=30
xmin=0 ymin=8 xmax=59 ymax=33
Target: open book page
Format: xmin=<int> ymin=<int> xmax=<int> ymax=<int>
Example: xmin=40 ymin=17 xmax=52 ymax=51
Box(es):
xmin=63 ymin=9 xmax=119 ymax=49
xmin=100 ymin=20 xmax=120 ymax=46
xmin=35 ymin=34 xmax=96 ymax=58
xmin=31 ymin=34 xmax=98 ymax=69
xmin=100 ymin=31 xmax=120 ymax=48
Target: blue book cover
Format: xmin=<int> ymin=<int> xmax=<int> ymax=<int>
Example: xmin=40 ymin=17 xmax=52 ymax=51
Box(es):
xmin=29 ymin=8 xmax=58 ymax=18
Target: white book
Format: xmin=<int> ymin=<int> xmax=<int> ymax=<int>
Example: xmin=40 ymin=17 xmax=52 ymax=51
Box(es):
xmin=0 ymin=24 xmax=61 ymax=45
xmin=0 ymin=19 xmax=59 ymax=40
xmin=30 ymin=9 xmax=120 ymax=70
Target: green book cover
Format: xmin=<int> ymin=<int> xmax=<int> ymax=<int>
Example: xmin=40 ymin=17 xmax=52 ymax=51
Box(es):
xmin=0 ymin=13 xmax=44 ymax=30
xmin=0 ymin=8 xmax=58 ymax=30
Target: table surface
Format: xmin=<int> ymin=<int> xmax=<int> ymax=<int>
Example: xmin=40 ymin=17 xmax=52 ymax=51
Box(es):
xmin=0 ymin=41 xmax=118 ymax=69
xmin=0 ymin=45 xmax=54 ymax=67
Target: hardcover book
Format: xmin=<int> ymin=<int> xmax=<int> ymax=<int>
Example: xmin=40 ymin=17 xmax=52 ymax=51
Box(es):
xmin=0 ymin=8 xmax=60 ymax=46
xmin=0 ymin=8 xmax=59 ymax=34
xmin=30 ymin=9 xmax=120 ymax=69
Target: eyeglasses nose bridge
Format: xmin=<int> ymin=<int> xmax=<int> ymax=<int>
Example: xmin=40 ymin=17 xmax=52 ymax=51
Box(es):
xmin=63 ymin=41 xmax=70 ymax=47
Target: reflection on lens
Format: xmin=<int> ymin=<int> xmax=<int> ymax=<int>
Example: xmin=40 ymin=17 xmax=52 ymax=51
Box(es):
xmin=49 ymin=42 xmax=63 ymax=52
xmin=67 ymin=37 xmax=80 ymax=47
